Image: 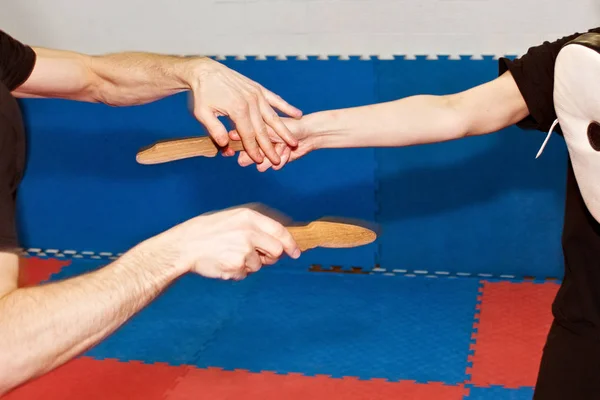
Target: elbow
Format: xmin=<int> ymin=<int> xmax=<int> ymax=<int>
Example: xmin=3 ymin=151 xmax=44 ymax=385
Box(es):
xmin=441 ymin=94 xmax=472 ymax=139
xmin=80 ymin=56 xmax=115 ymax=105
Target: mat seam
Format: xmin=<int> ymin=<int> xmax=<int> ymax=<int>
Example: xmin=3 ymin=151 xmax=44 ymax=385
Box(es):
xmin=164 ymin=278 xmax=253 ymax=397
xmin=464 ymin=280 xmax=485 ymax=386
xmin=22 ymin=249 xmax=562 ymax=282
xmin=207 ymin=55 xmax=517 ymax=61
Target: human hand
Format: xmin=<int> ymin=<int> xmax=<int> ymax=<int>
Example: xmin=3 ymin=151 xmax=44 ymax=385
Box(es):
xmin=153 ymin=205 xmax=301 ymax=281
xmin=227 ymin=116 xmax=321 ymax=172
xmin=186 ymin=57 xmax=302 ymax=166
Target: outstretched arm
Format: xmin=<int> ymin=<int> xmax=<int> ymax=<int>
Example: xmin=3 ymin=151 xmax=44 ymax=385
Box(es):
xmin=234 ymin=70 xmax=531 ymax=171
xmin=0 ymin=206 xmax=299 ymax=396
xmin=0 ymin=246 xmax=184 ymax=396
xmin=11 ymin=46 xmax=302 ymax=165
xmin=309 ymin=70 xmax=529 ymax=148
xmin=13 ymin=47 xmax=194 ymax=105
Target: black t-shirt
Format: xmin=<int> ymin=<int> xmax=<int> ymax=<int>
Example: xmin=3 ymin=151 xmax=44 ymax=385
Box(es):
xmin=0 ymin=30 xmax=36 ymax=251
xmin=501 ymin=27 xmax=600 ymax=337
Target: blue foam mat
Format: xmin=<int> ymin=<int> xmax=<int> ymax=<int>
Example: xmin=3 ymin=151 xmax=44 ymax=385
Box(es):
xmin=16 ymin=57 xmax=568 ymax=279
xmin=48 ymin=260 xmax=480 ymax=385
xmin=374 ymin=57 xmax=566 ymax=278
xmin=48 ymin=259 xmax=257 ymax=365
xmin=16 ymin=58 xmax=378 ymax=269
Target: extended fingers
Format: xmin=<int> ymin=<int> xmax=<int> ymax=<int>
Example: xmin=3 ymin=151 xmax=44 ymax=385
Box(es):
xmin=230 ymin=88 xmax=285 ymax=165
xmin=258 ymin=96 xmax=298 ymax=148
xmin=272 ymin=145 xmax=291 ymax=171
xmin=262 ymin=87 xmax=302 ymax=119
xmin=230 ymin=98 xmax=263 ymax=163
xmin=248 ymin=99 xmax=281 ymax=165
xmin=255 ymin=143 xmax=289 ymax=172
xmin=236 ymin=142 xmax=288 ymax=172
xmin=232 ymin=86 xmax=300 ymax=164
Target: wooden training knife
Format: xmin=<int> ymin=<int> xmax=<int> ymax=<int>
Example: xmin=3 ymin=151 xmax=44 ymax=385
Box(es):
xmin=286 ymin=220 xmax=377 ymax=251
xmin=136 ymin=137 xmax=243 ymax=165
xmin=136 ymin=140 xmax=379 ymax=250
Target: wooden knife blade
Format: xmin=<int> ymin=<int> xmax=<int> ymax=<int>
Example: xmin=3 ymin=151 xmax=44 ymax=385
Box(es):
xmin=287 ymin=220 xmax=377 ymax=252
xmin=136 ymin=137 xmax=245 ymax=165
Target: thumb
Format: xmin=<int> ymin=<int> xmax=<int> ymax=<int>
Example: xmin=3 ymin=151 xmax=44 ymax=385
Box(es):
xmin=194 ymin=107 xmax=229 ymax=147
xmin=229 ymin=130 xmax=241 ymax=141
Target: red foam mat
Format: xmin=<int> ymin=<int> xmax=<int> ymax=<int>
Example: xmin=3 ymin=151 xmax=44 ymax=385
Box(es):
xmin=4 ymin=357 xmax=467 ymax=400
xmin=167 ymin=368 xmax=468 ymax=400
xmin=467 ymin=281 xmax=559 ymax=388
xmin=18 ymin=257 xmax=71 ymax=287
xmin=3 ymin=357 xmax=187 ymax=400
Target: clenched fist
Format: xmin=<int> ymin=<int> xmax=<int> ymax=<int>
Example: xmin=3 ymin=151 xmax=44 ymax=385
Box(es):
xmin=149 ymin=206 xmax=301 ymax=281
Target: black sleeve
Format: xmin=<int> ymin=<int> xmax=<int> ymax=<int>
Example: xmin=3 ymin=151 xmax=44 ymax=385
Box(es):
xmin=499 ymin=27 xmax=600 ymax=133
xmin=0 ymin=111 xmax=21 ymax=252
xmin=0 ymin=29 xmax=36 ymax=91
xmin=0 ymin=189 xmax=19 ymax=252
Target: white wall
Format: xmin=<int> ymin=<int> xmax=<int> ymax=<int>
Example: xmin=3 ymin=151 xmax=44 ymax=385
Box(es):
xmin=2 ymin=0 xmax=599 ymax=58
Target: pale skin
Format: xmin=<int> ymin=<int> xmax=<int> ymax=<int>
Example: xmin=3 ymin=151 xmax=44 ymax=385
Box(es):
xmin=0 ymin=46 xmax=303 ymax=395
xmin=231 ymin=70 xmax=531 ymax=171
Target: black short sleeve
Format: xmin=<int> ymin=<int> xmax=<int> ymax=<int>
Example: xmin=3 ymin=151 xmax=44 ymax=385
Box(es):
xmin=0 ymin=29 xmax=36 ymax=91
xmin=499 ymin=27 xmax=600 ymax=133
xmin=0 ymin=30 xmax=34 ymax=252
xmin=0 ymin=98 xmax=23 ymax=253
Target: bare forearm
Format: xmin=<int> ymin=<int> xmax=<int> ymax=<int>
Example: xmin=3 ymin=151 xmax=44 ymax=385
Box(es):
xmin=15 ymin=47 xmax=199 ymax=105
xmin=87 ymin=51 xmax=197 ymax=106
xmin=308 ymin=94 xmax=469 ymax=149
xmin=0 ymin=240 xmax=185 ymax=394
xmin=306 ymin=72 xmax=529 ymax=150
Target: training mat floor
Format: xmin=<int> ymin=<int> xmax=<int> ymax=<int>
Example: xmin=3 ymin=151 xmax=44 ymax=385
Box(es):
xmin=5 ymin=257 xmax=559 ymax=399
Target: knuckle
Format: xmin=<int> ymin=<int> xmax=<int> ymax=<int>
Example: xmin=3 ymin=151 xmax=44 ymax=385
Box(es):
xmin=249 ymin=84 xmax=261 ymax=95
xmin=221 ymin=273 xmax=232 ymax=280
xmin=275 ymin=223 xmax=287 ymax=237
xmin=244 ymin=89 xmax=259 ymax=103
xmin=263 ymin=105 xmax=277 ymax=118
xmin=257 ymin=125 xmax=268 ymax=136
xmin=192 ymin=107 xmax=203 ymax=121
xmin=240 ymin=208 xmax=256 ymax=220
xmin=233 ymin=100 xmax=249 ymax=115
xmin=265 ymin=112 xmax=278 ymax=124
xmin=273 ymin=243 xmax=284 ymax=256
xmin=234 ymin=207 xmax=252 ymax=219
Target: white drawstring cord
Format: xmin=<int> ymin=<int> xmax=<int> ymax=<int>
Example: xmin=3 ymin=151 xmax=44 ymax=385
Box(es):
xmin=536 ymin=118 xmax=560 ymax=159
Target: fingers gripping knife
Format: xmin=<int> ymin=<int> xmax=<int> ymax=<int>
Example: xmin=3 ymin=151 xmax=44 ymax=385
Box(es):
xmin=547 ymin=33 xmax=600 ymax=222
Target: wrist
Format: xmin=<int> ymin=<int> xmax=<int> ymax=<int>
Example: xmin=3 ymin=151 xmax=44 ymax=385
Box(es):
xmin=125 ymin=235 xmax=190 ymax=280
xmin=177 ymin=56 xmax=215 ymax=90
xmin=304 ymin=109 xmax=348 ymax=149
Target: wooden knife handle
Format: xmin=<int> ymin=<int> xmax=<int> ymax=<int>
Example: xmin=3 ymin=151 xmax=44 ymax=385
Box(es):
xmin=136 ymin=137 xmax=245 ymax=164
xmin=288 ymin=224 xmax=323 ymax=251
